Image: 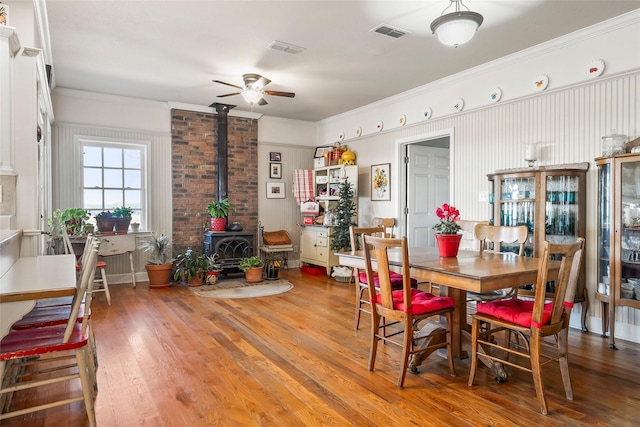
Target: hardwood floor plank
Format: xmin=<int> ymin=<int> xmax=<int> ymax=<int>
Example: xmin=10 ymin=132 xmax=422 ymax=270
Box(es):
xmin=2 ymin=269 xmax=639 ymax=426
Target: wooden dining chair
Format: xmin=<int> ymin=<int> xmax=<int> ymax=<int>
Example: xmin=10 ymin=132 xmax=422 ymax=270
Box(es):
xmin=457 ymin=220 xmax=488 ymax=251
xmin=467 ymin=224 xmax=529 ymax=302
xmin=468 ymin=238 xmax=584 ymax=415
xmin=350 ymin=225 xmax=417 ymax=330
xmin=372 ymin=217 xmax=396 ymax=238
xmin=0 ymin=237 xmax=101 ymax=426
xmin=362 ymin=234 xmax=455 ymax=388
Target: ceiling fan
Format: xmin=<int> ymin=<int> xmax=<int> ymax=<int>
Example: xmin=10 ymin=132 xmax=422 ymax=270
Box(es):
xmin=213 ymin=73 xmax=295 ymax=106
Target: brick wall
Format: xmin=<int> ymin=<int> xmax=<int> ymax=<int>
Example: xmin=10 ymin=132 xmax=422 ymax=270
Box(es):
xmin=171 ymin=109 xmax=258 ymax=252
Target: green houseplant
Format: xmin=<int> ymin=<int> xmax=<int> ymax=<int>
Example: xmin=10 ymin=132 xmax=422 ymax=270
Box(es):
xmin=138 ymin=232 xmax=174 ymax=288
xmin=55 ymin=208 xmax=91 ymax=236
xmin=173 ymin=247 xmax=208 ymax=286
xmin=204 ymin=253 xmax=222 ymax=285
xmin=207 ymin=198 xmax=235 ymax=232
xmin=95 ymin=210 xmax=116 ymax=234
xmin=238 ymin=256 xmax=263 ymax=283
xmin=113 ymin=206 xmax=134 ymax=233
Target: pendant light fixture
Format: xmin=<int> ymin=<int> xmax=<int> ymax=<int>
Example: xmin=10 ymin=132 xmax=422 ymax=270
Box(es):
xmin=430 ymin=0 xmax=483 ymax=48
xmin=241 ymin=88 xmax=264 ymax=105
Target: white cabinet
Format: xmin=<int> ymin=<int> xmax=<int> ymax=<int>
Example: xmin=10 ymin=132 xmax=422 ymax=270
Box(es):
xmin=313 ymin=164 xmax=357 ymax=209
xmin=300 ymin=225 xmax=338 ymax=276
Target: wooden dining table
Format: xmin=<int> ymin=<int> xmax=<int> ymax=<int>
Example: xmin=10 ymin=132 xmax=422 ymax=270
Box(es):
xmin=336 ymin=248 xmax=558 ymax=359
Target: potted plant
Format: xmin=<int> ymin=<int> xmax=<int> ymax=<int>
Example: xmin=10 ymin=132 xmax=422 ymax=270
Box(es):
xmin=138 ymin=232 xmax=174 ymax=288
xmin=95 ymin=210 xmax=116 ymax=234
xmin=238 ymin=256 xmax=264 ymax=283
xmin=433 ymin=203 xmax=462 ymax=257
xmin=113 ymin=206 xmax=134 ymax=233
xmin=55 ymin=208 xmax=91 ymax=236
xmin=207 ymin=198 xmax=235 ymax=232
xmin=173 ymin=247 xmax=208 ymax=286
xmin=204 ymin=253 xmax=222 ymax=285
xmin=329 ymin=179 xmax=357 ymax=281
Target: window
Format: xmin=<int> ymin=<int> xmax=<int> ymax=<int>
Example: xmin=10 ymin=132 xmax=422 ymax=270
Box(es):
xmin=80 ymin=138 xmax=147 ymax=227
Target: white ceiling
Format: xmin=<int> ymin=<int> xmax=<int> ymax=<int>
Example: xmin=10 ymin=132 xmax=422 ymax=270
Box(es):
xmin=46 ymin=1 xmax=639 ymax=122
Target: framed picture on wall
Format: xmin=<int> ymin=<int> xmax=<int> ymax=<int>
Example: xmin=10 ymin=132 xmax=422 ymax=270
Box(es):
xmin=266 ymin=182 xmax=285 ymax=199
xmin=269 ymin=163 xmax=282 ymax=179
xmin=371 ymin=163 xmax=391 ymax=201
xmin=313 ymin=146 xmax=333 ymax=158
xmin=270 ymin=152 xmax=281 ymax=162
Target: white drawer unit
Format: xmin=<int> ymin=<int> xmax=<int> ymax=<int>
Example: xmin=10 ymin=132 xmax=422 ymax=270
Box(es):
xmin=299 ymin=225 xmax=339 ymax=276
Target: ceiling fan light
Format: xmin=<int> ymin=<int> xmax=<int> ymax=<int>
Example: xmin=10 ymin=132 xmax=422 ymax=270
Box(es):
xmin=430 ymin=0 xmax=483 ymax=48
xmin=241 ymin=88 xmax=263 ymax=104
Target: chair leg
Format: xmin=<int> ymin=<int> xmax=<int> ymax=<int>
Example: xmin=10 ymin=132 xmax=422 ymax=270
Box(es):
xmin=468 ymin=316 xmax=480 ymax=386
xmin=557 ymin=328 xmax=573 ymax=401
xmin=76 ymin=347 xmax=97 ymax=427
xmin=368 ymin=312 xmax=381 ymax=372
xmin=530 ymin=332 xmax=548 ymax=415
xmin=128 ymin=252 xmax=136 ymax=288
xmin=445 ymin=311 xmax=455 ymax=376
xmin=354 ymin=285 xmax=366 ymax=330
xmin=397 ymin=317 xmax=412 ymax=388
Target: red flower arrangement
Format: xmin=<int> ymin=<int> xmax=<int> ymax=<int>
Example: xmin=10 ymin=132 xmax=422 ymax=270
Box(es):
xmin=433 ymin=203 xmax=462 ymax=234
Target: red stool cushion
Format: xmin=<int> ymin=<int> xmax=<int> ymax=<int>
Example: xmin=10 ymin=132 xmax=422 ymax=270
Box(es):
xmin=476 ymin=298 xmax=553 ymax=327
xmin=373 ymin=288 xmax=455 ymax=315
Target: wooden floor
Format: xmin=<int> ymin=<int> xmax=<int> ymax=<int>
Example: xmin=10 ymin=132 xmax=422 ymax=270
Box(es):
xmin=4 ymin=268 xmax=640 ymax=426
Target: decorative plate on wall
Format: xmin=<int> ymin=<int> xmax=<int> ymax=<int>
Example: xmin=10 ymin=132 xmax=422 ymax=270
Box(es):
xmin=398 ymin=114 xmax=407 ymax=126
xmin=533 ymin=74 xmax=549 ymax=92
xmin=489 ymin=87 xmax=502 ymax=103
xmin=452 ymin=98 xmax=464 ymax=113
xmin=354 ymin=127 xmax=362 ymax=137
xmin=337 ymin=131 xmax=345 ymax=141
xmin=375 ymin=121 xmax=384 ymax=132
xmin=586 ymin=59 xmax=605 ymax=79
xmin=423 ymin=107 xmax=432 ymax=120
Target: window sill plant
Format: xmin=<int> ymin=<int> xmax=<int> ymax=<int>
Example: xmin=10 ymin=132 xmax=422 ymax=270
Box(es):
xmin=113 ymin=206 xmax=134 ymax=233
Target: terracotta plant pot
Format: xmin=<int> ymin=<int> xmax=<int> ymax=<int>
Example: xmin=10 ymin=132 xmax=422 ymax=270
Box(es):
xmin=435 ymin=233 xmax=462 ymax=257
xmin=96 ymin=217 xmax=116 ymax=233
xmin=244 ymin=267 xmax=263 ymax=283
xmin=188 ymin=272 xmax=204 ymax=287
xmin=145 ymin=263 xmax=173 ymax=288
xmin=210 ymin=217 xmax=227 ymax=232
xmin=114 ymin=217 xmax=132 ymax=233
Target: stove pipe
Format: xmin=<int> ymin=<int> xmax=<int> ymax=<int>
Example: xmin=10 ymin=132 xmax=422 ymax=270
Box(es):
xmin=209 ymin=102 xmax=236 ymax=202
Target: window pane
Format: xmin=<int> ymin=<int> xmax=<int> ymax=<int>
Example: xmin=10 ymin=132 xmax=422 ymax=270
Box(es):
xmin=124 ymin=149 xmax=141 ymax=169
xmin=125 ymin=190 xmax=141 ymax=209
xmin=83 ymin=146 xmax=102 ymax=167
xmin=84 ymin=168 xmax=102 ymax=188
xmin=104 ymin=190 xmax=122 ymax=209
xmin=124 ymin=170 xmax=141 ymax=188
xmin=84 ymin=189 xmax=103 ymax=209
xmin=104 ymin=169 xmax=123 ymax=188
xmin=104 ymin=147 xmax=122 ymax=168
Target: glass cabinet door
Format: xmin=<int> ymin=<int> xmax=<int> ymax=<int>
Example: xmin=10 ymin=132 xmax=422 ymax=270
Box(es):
xmin=544 ymin=174 xmax=580 ymax=243
xmin=499 ymin=176 xmax=535 ymax=255
xmin=619 ymin=160 xmax=640 ymax=303
xmin=597 ymin=163 xmax=611 ymax=299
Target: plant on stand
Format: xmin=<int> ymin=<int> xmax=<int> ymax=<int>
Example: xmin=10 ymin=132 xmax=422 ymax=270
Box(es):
xmin=433 ymin=203 xmax=462 ymax=257
xmin=95 ymin=210 xmax=116 ymax=234
xmin=238 ymin=256 xmax=264 ymax=283
xmin=207 ymin=198 xmax=235 ymax=232
xmin=113 ymin=206 xmax=134 ymax=233
xmin=138 ymin=232 xmax=174 ymax=288
xmin=329 ymin=179 xmax=357 ymax=282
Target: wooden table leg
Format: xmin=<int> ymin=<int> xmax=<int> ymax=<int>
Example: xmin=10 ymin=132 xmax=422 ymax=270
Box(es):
xmin=439 ymin=285 xmax=468 ymax=359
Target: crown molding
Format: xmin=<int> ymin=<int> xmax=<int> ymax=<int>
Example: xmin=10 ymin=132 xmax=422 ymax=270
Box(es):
xmin=167 ymin=102 xmax=262 ymax=119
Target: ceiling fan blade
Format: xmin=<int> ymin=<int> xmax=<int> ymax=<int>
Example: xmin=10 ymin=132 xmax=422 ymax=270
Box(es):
xmin=257 ymin=97 xmax=268 ymax=106
xmin=217 ymin=92 xmax=241 ymax=98
xmin=212 ymin=80 xmax=243 ymax=90
xmin=264 ymin=90 xmax=295 ymax=98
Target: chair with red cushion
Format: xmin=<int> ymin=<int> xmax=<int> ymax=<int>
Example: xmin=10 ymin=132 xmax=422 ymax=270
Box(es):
xmin=362 ymin=234 xmax=455 ymax=388
xmin=350 ymin=226 xmax=418 ymax=330
xmin=468 ymin=238 xmax=584 ymax=415
xmin=0 ymin=237 xmax=101 ymax=425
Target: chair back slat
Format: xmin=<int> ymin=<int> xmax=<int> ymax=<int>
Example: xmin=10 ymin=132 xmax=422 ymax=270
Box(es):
xmin=474 ymin=224 xmax=528 ymax=256
xmin=531 ymin=238 xmax=584 ymax=326
xmin=349 ymin=226 xmax=386 ymax=254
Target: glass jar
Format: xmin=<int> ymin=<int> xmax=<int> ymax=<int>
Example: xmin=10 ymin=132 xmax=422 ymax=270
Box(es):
xmin=601 ymin=131 xmax=627 ymax=157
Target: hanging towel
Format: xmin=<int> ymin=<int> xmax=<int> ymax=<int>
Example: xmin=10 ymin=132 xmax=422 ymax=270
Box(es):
xmin=293 ymin=169 xmax=314 ymax=206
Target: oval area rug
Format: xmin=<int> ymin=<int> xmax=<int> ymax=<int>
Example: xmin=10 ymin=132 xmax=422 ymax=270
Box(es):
xmin=190 ymin=278 xmax=293 ymax=299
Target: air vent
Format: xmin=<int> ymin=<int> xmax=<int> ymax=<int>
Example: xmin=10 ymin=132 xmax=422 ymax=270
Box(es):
xmin=371 ymin=24 xmax=409 ymax=39
xmin=267 ymin=40 xmax=306 ymax=55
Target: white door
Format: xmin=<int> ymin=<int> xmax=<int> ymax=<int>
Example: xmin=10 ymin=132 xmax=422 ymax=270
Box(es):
xmin=406 ymin=145 xmax=450 ymax=247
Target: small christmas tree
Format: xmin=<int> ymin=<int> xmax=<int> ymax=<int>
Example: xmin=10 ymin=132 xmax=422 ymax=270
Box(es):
xmin=330 ymin=179 xmax=357 ymax=252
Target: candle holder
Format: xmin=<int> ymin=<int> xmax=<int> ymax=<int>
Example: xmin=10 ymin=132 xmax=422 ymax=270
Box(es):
xmin=524 ymin=142 xmax=538 ymax=167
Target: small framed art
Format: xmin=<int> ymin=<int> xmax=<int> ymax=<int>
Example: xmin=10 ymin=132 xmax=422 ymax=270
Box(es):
xmin=266 ymin=182 xmax=285 ymax=199
xmin=270 ymin=152 xmax=281 ymax=162
xmin=270 ymin=163 xmax=282 ymax=179
xmin=371 ymin=163 xmax=390 ymax=201
xmin=313 ymin=145 xmax=333 ymax=158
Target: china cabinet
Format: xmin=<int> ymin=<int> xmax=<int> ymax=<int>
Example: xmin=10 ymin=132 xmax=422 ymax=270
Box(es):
xmin=487 ymin=163 xmax=588 ymax=331
xmin=300 ymin=164 xmax=358 ymax=275
xmin=595 ymin=153 xmax=640 ymax=350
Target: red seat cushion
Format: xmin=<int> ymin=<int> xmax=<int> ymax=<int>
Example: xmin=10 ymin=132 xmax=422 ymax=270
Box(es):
xmin=476 ymin=298 xmax=553 ymax=327
xmin=11 ymin=304 xmax=86 ymax=330
xmin=373 ymin=288 xmax=455 ymax=315
xmin=0 ymin=324 xmax=89 ymax=361
xmin=358 ymin=271 xmax=417 ymax=288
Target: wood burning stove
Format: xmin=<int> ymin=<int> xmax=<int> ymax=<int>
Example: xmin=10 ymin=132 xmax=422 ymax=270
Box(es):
xmin=203 ymin=231 xmax=254 ymax=272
